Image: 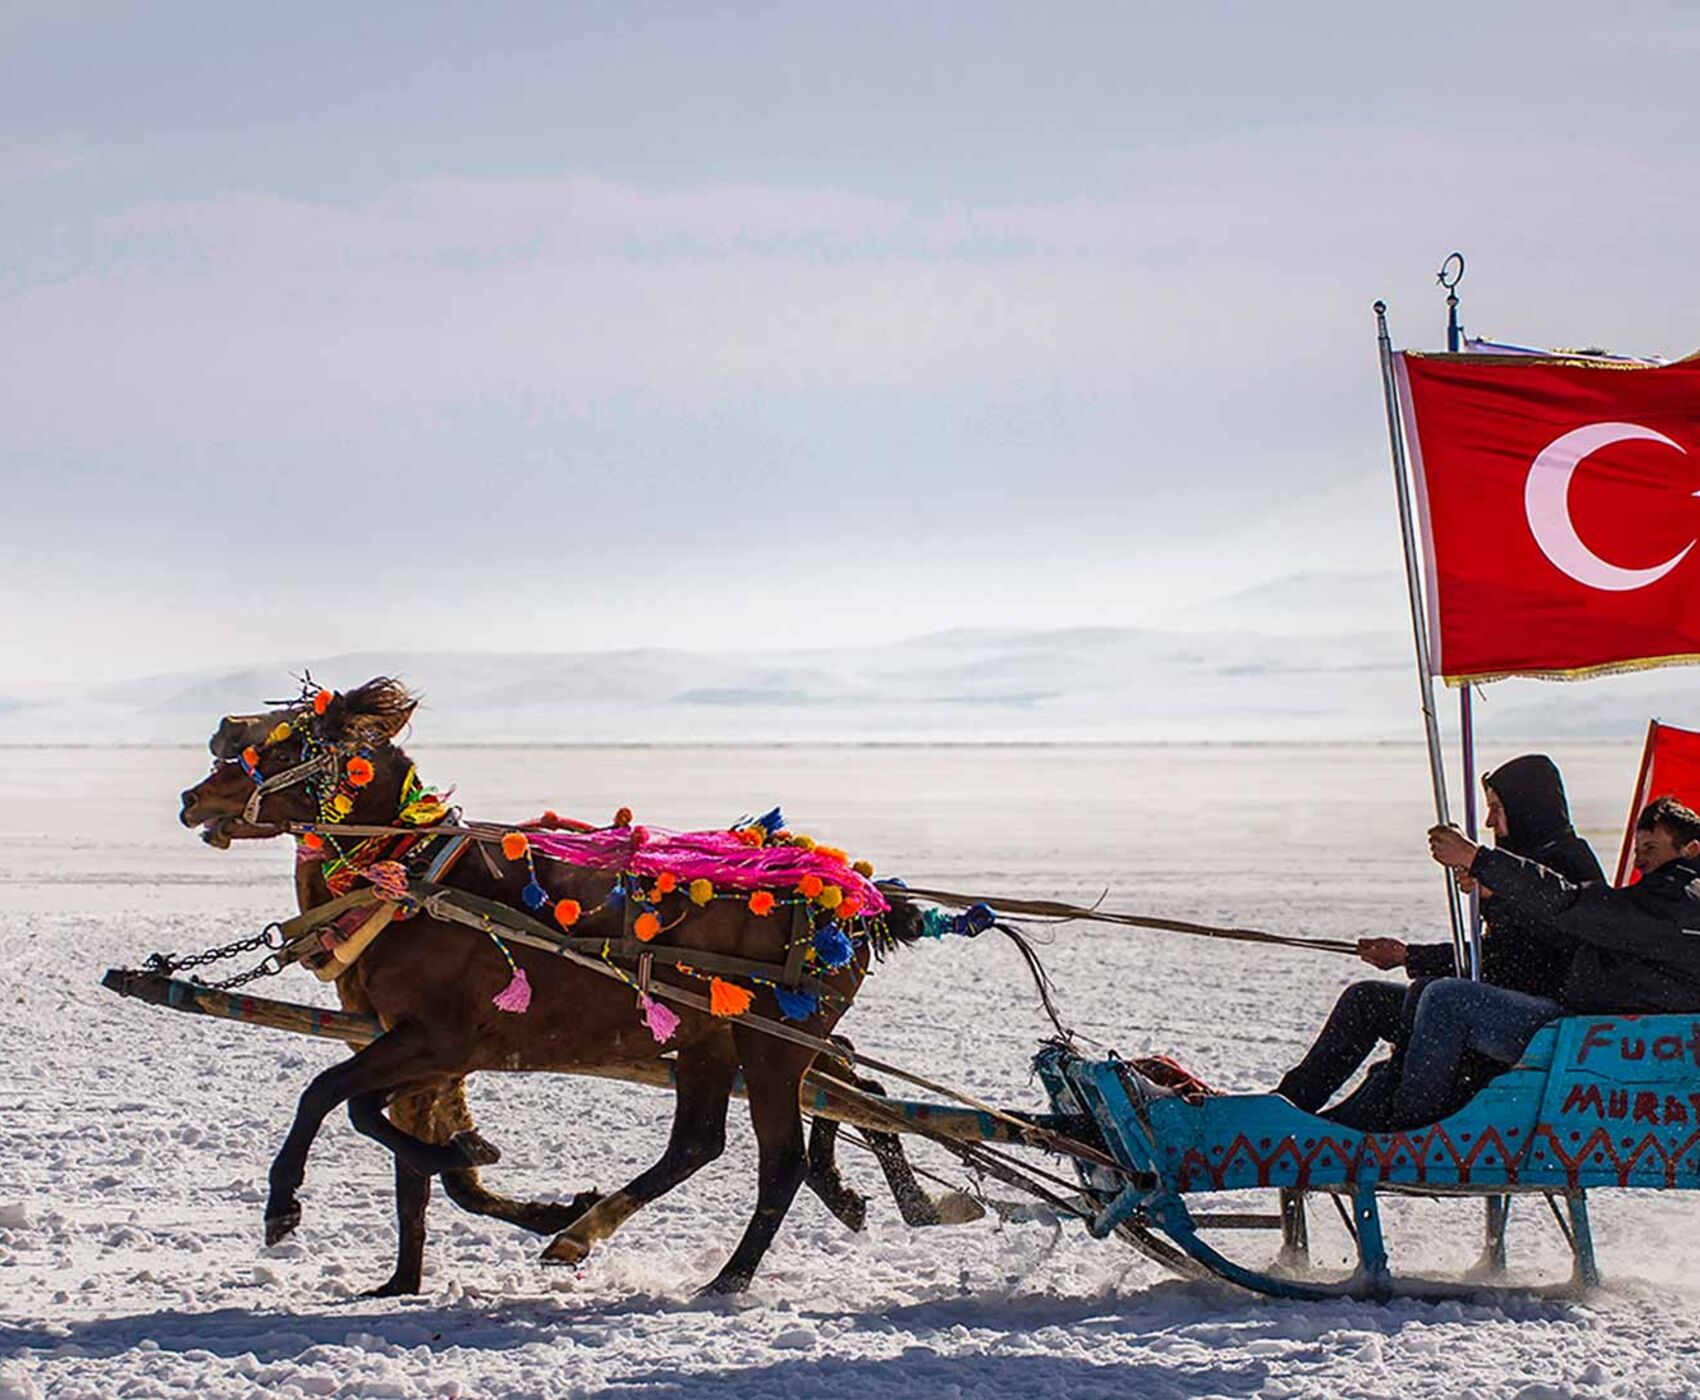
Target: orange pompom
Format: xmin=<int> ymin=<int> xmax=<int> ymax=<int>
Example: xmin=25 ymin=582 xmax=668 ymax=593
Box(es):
xmin=797 ymin=874 xmax=824 ymax=899
xmin=736 ymin=826 xmax=764 ymax=847
xmin=313 ymin=689 xmax=334 ymax=716
xmin=815 ymin=845 xmax=848 ymax=865
xmin=839 ymin=895 xmax=862 ymax=919
xmin=345 ymin=756 xmax=375 ymax=787
xmin=748 ymin=891 xmax=776 ymax=916
xmin=501 ymin=831 xmax=530 ymax=861
xmin=709 ymin=978 xmax=754 ymax=1018
xmin=300 ymin=832 xmax=325 ymax=851
xmin=654 ymin=871 xmax=678 ymax=895
xmin=634 ymin=911 xmax=662 ymax=942
xmin=614 ymin=806 xmax=633 ymax=827
xmin=241 ymin=745 xmax=260 ymax=769
xmin=554 ymin=899 xmax=582 ymax=929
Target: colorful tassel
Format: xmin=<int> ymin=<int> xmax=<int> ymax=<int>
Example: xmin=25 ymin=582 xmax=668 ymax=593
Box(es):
xmin=709 ymin=978 xmax=754 ymax=1017
xmin=640 ymin=994 xmax=679 ymax=1044
xmin=522 ymin=880 xmax=549 ymax=911
xmin=492 ymin=966 xmax=532 ymax=1014
xmin=363 ymin=860 xmax=410 ymax=902
xmin=634 ymin=911 xmax=661 ymax=942
xmin=814 ymin=924 xmax=854 ymax=969
xmin=774 ymin=986 xmax=819 ymax=1021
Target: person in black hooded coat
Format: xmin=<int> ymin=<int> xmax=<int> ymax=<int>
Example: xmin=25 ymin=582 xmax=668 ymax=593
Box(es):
xmin=1275 ymin=754 xmax=1602 ymax=1125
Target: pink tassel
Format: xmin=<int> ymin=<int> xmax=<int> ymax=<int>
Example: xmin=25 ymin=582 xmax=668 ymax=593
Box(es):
xmin=640 ymin=994 xmax=679 ymax=1044
xmin=491 ymin=967 xmax=533 ymax=1014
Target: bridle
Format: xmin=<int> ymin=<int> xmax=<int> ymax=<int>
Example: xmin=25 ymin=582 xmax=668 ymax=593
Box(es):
xmin=241 ymin=747 xmax=341 ymax=826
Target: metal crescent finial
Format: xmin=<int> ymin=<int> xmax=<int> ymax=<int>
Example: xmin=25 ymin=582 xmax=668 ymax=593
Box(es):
xmin=1437 ymin=252 xmax=1465 ymax=292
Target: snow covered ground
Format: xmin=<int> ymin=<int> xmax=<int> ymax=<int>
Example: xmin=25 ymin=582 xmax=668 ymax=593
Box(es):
xmin=4 ymin=740 xmax=1700 ymax=1399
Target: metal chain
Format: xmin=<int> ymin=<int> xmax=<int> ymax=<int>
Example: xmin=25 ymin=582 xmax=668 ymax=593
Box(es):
xmin=142 ymin=922 xmax=289 ymax=990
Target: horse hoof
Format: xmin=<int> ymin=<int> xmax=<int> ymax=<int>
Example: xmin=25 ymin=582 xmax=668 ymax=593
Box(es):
xmin=698 ymin=1271 xmax=752 ymax=1297
xmin=933 ymin=1191 xmax=988 ymax=1226
xmin=540 ymin=1232 xmax=591 ymax=1267
xmin=264 ymin=1206 xmax=302 ymax=1246
xmin=822 ymin=1190 xmax=867 ymax=1234
xmin=450 ymin=1130 xmax=501 ymax=1168
xmin=361 ymin=1274 xmax=421 ymax=1298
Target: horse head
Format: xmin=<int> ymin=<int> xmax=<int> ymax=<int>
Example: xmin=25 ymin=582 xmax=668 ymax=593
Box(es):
xmin=179 ymin=677 xmax=420 ymax=847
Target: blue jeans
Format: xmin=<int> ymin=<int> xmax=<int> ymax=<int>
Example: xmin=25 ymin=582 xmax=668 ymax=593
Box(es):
xmin=1391 ymin=979 xmax=1560 ymax=1128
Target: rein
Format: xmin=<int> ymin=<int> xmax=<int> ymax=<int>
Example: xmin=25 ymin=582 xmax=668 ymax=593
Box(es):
xmin=242 ymin=752 xmax=338 ymax=825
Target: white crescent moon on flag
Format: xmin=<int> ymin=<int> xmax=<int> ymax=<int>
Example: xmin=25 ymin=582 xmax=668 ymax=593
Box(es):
xmin=1524 ymin=421 xmax=1693 ymax=592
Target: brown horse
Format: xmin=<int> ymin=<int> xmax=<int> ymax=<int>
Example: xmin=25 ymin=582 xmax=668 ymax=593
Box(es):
xmin=178 ymin=678 xmax=939 ymax=1295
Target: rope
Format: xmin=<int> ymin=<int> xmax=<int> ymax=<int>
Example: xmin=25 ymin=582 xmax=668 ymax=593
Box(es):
xmin=896 ymin=885 xmax=1357 ymax=957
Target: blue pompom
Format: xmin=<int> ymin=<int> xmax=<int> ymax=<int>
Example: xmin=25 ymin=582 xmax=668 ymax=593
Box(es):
xmin=607 ymin=883 xmax=627 ymax=906
xmin=813 ymin=924 xmax=855 ymax=969
xmin=774 ymin=986 xmax=820 ymax=1021
xmin=952 ymin=903 xmax=996 ymax=937
xmin=522 ymin=881 xmax=549 ymax=911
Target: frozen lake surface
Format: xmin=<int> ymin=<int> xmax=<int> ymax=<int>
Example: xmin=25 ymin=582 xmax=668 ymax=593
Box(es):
xmin=4 ymin=740 xmax=1698 ymax=1398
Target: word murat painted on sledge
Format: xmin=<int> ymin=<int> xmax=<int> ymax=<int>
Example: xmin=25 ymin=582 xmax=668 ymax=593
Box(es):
xmin=101 ymin=266 xmax=1700 ymax=1304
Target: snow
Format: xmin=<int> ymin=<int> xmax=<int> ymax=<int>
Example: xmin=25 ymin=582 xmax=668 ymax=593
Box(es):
xmin=4 ymin=740 xmax=1700 ymax=1398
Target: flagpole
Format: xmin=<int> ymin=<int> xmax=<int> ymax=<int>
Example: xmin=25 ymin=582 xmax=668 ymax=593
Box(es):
xmin=1614 ymin=720 xmax=1658 ymax=887
xmin=1375 ymin=300 xmax=1469 ymax=974
xmin=1439 ymin=252 xmax=1484 ymax=980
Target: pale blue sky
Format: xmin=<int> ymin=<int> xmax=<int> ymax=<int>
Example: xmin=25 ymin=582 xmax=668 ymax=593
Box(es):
xmin=3 ymin=3 xmax=1697 ymax=683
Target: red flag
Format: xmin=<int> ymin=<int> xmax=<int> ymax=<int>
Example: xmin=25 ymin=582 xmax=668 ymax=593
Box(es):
xmin=1615 ymin=721 xmax=1700 ymax=885
xmin=1396 ymin=352 xmax=1700 ymax=681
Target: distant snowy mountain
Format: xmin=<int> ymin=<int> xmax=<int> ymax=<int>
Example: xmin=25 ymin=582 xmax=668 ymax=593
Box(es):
xmin=4 ymin=571 xmax=1695 ymax=743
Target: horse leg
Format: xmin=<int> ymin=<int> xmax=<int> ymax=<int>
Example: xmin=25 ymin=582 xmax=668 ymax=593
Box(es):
xmin=541 ymin=1037 xmax=738 ymax=1266
xmin=266 ymin=1024 xmax=467 ymax=1245
xmin=700 ymin=1030 xmax=813 ymax=1295
xmin=348 ymin=1092 xmax=501 ymax=1177
xmin=808 ymin=1040 xmax=983 ymax=1229
xmin=364 ymin=1162 xmax=432 ymax=1297
xmin=803 ymin=1115 xmax=867 ymax=1232
xmin=389 ymin=1077 xmax=600 ymax=1236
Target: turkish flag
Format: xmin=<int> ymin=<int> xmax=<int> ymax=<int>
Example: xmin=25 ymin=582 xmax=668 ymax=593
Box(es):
xmin=1615 ymin=721 xmax=1700 ymax=885
xmin=1396 ymin=352 xmax=1700 ymax=681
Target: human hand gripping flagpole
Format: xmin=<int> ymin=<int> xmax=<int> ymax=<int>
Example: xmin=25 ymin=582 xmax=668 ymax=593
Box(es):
xmin=1374 ymin=300 xmax=1470 ymax=976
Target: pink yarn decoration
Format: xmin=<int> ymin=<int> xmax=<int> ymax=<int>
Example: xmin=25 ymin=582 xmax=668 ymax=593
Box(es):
xmin=640 ymin=994 xmax=680 ymax=1044
xmin=522 ymin=827 xmax=889 ymax=915
xmin=492 ymin=967 xmax=533 ymax=1014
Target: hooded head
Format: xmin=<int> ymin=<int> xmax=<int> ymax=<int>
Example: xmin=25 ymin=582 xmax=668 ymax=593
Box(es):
xmin=1483 ymin=754 xmax=1573 ymax=856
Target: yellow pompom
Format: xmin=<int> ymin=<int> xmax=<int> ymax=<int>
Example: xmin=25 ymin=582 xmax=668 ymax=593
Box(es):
xmin=331 ymin=794 xmax=354 ymax=816
xmin=790 ymin=834 xmax=816 ymax=851
xmin=267 ymin=722 xmax=292 ymax=745
xmin=852 ymin=859 xmax=874 ymax=878
xmin=689 ymin=878 xmax=715 ymax=906
xmin=816 ymin=884 xmax=843 ymax=910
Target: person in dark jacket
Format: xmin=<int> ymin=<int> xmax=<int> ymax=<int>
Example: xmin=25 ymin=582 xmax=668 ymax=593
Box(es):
xmin=1395 ymin=795 xmax=1700 ymax=1127
xmin=1275 ymin=755 xmax=1601 ymax=1122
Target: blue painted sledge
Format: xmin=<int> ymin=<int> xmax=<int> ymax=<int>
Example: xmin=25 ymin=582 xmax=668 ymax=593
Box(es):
xmin=1038 ymin=1013 xmax=1700 ymax=1298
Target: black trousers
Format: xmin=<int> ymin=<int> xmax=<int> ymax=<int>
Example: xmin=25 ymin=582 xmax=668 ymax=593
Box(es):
xmin=1277 ymin=979 xmax=1425 ymax=1116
